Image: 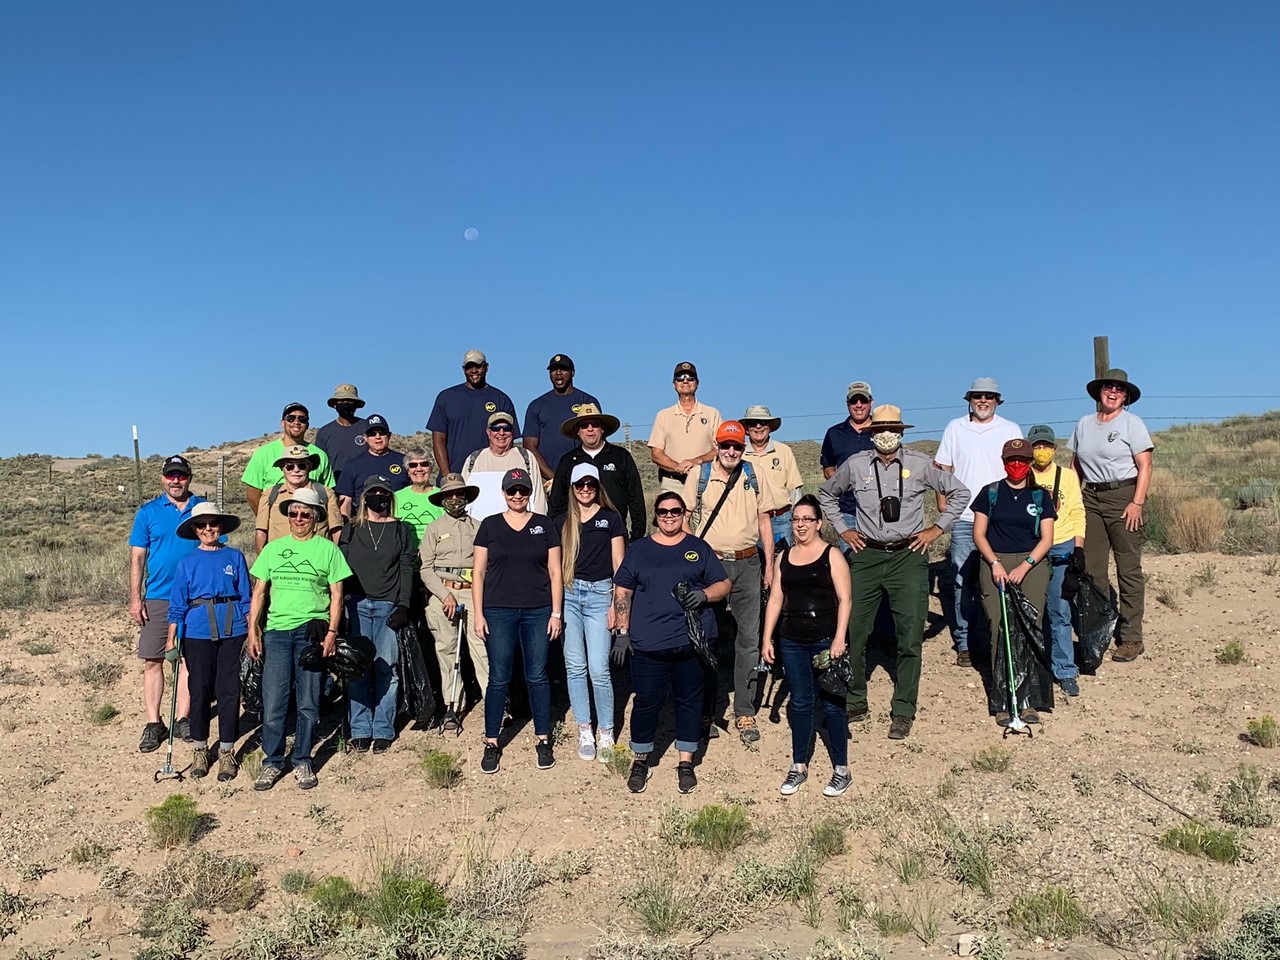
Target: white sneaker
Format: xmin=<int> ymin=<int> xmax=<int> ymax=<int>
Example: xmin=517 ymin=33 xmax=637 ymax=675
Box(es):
xmin=596 ymin=729 xmax=615 ymax=763
xmin=577 ymin=727 xmax=596 ymax=761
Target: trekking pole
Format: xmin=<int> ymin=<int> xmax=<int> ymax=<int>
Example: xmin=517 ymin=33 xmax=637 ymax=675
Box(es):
xmin=441 ymin=603 xmax=465 ymax=736
xmin=155 ymin=627 xmax=185 ymax=782
xmin=998 ymin=584 xmax=1029 ymax=736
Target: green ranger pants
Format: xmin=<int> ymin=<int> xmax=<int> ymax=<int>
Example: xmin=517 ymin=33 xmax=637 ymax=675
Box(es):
xmin=846 ymin=547 xmax=929 ymax=719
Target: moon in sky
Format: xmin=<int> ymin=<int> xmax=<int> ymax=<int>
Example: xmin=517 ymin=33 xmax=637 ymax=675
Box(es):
xmin=464 ymin=227 xmax=479 ymax=241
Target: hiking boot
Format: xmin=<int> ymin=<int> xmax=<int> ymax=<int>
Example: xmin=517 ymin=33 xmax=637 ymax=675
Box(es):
xmin=956 ymin=650 xmax=972 ymax=668
xmin=372 ymin=738 xmax=392 ymax=754
xmin=780 ymin=766 xmax=808 ymax=796
xmin=677 ymin=761 xmax=697 ymax=794
xmin=175 ymin=718 xmax=192 ymax=743
xmin=190 ymin=746 xmax=209 ymax=778
xmin=138 ymin=721 xmax=167 ymax=753
xmin=253 ymin=764 xmax=286 ymax=792
xmin=596 ymin=730 xmax=615 ymax=763
xmin=481 ymin=742 xmax=501 ymax=774
xmin=1059 ymin=677 xmax=1080 ymax=697
xmin=627 ymin=759 xmax=652 ymax=794
xmin=577 ymin=727 xmax=596 ymax=761
xmin=293 ymin=761 xmax=318 ymax=790
xmin=1021 ymin=708 xmax=1041 ymax=724
xmin=995 ymin=712 xmax=1012 ymax=728
xmin=536 ymin=739 xmax=556 ymax=770
xmin=217 ymin=751 xmax=238 ymax=782
xmin=824 ymin=769 xmax=853 ymax=797
xmin=349 ymin=738 xmax=372 ymax=753
xmin=735 ymin=715 xmax=761 ymax=744
xmin=887 ymin=716 xmax=914 ymax=740
xmin=846 ymin=706 xmax=870 ymax=724
xmin=1111 ymin=641 xmax=1144 ymax=663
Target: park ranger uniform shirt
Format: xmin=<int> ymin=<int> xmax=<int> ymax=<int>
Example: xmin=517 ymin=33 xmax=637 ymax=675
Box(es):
xmin=819 ymin=449 xmax=971 ymax=542
xmin=683 ymin=464 xmax=765 ymax=554
xmin=418 ymin=513 xmax=480 ymax=602
xmin=744 ymin=440 xmax=803 ymax=513
xmin=648 ymin=402 xmax=723 ymax=467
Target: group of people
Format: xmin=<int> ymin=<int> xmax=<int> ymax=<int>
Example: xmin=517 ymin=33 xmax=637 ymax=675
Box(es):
xmin=127 ymin=352 xmax=1152 ymax=796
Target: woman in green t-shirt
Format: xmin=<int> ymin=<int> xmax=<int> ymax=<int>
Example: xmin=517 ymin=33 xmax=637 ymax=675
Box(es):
xmin=247 ymin=487 xmax=352 ymax=791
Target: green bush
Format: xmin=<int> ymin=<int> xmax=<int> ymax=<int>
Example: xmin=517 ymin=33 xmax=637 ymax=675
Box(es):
xmin=366 ymin=869 xmax=450 ymax=931
xmin=145 ymin=795 xmax=201 ymax=848
xmin=1218 ymin=766 xmax=1274 ymax=828
xmin=971 ymin=746 xmax=1012 ymax=773
xmin=420 ymin=749 xmax=463 ymax=789
xmin=1007 ymin=885 xmax=1090 ymax=941
xmin=685 ymin=803 xmax=752 ymax=854
xmin=1247 ymin=715 xmax=1278 ymax=748
xmin=1159 ymin=821 xmax=1243 ymax=865
xmin=307 ymin=875 xmax=361 ymax=919
xmin=1198 ymin=902 xmax=1280 ymax=960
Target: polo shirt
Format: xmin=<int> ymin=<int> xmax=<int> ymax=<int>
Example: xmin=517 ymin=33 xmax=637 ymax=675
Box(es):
xmin=648 ymin=401 xmax=722 ymax=465
xmin=241 ymin=438 xmax=335 ymax=492
xmin=744 ymin=440 xmax=803 ymax=512
xmin=820 ymin=419 xmax=876 ymax=515
xmin=255 ymin=484 xmax=343 ymax=542
xmin=128 ymin=494 xmax=207 ymax=600
xmin=314 ymin=418 xmax=368 ymax=480
xmin=523 ymin=387 xmax=600 ymax=474
xmin=934 ymin=414 xmax=1023 ymax=522
xmin=336 ymin=449 xmax=410 ymax=501
xmin=426 ymin=382 xmax=519 ymax=475
xmin=682 ymin=463 xmax=765 ymax=554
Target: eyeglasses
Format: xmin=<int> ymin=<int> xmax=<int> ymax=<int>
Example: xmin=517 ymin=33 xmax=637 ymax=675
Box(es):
xmin=406 ymin=461 xmax=431 ymax=469
xmin=287 ymin=510 xmax=315 ymax=519
xmin=572 ymin=478 xmax=599 ymax=489
xmin=505 ymin=487 xmax=531 ymax=498
xmin=489 ymin=423 xmax=514 ymax=433
xmin=674 ymin=375 xmax=697 ymax=383
xmin=282 ymin=462 xmax=308 ymax=471
xmin=193 ymin=520 xmax=221 ymax=530
xmin=163 ymin=473 xmax=188 ymax=481
xmin=970 ymin=393 xmax=998 ymax=401
xmin=655 ymin=507 xmax=686 ymax=518
xmin=284 ymin=414 xmax=309 ymax=423
xmin=792 ymin=516 xmax=820 ymax=525
xmin=718 ymin=443 xmax=744 ymax=451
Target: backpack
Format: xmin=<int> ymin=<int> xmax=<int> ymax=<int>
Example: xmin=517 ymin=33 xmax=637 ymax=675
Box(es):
xmin=987 ymin=482 xmax=1044 ymax=539
xmin=463 ymin=446 xmax=534 ymax=477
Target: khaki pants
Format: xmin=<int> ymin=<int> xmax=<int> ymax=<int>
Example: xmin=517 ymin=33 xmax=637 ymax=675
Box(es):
xmin=657 ymin=475 xmax=686 ymax=495
xmin=426 ymin=595 xmax=488 ymax=700
xmin=1083 ymin=485 xmax=1145 ymax=646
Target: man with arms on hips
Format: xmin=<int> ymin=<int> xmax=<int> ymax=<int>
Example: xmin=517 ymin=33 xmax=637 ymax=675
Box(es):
xmin=461 ymin=411 xmax=547 ymax=520
xmin=426 ymin=349 xmax=519 ymax=477
xmin=819 ymin=406 xmax=970 ymax=740
xmin=128 ymin=455 xmax=205 ymax=753
xmin=314 ymin=384 xmax=369 ymax=484
xmin=336 ymin=415 xmax=408 ymax=518
xmin=649 ymin=361 xmax=721 ymax=494
xmin=523 ymin=354 xmax=600 ymax=484
xmin=548 ymin=403 xmax=646 ymax=542
xmin=934 ymin=378 xmax=1022 ymax=668
xmin=740 ymin=405 xmax=804 ymax=546
xmin=683 ymin=421 xmax=773 ymax=744
xmin=241 ymin=402 xmax=334 ymax=514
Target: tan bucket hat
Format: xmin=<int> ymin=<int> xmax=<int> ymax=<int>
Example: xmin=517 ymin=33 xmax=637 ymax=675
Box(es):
xmin=869 ymin=404 xmax=914 ymax=430
xmin=428 ymin=473 xmax=481 ymax=507
xmin=740 ymin=405 xmax=781 ymax=431
xmin=559 ymin=403 xmax=621 ymax=439
xmin=272 ymin=444 xmax=321 ymax=471
xmin=277 ymin=486 xmax=327 ymax=523
xmin=328 ymin=383 xmax=365 ymax=408
xmin=176 ymin=501 xmax=242 ymax=540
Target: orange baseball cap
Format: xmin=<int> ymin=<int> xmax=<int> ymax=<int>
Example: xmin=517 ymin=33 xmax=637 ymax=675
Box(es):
xmin=716 ymin=421 xmax=746 ymax=445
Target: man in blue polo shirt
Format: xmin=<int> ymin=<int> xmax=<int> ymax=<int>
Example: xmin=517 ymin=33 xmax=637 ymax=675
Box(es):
xmin=820 ymin=381 xmax=878 ymax=541
xmin=427 ymin=350 xmax=520 ymax=477
xmin=128 ymin=455 xmax=206 ymax=753
xmin=523 ymin=353 xmax=600 ymax=482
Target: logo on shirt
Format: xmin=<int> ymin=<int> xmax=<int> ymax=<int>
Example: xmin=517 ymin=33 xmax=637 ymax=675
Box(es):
xmin=389 ymin=464 xmax=402 ymax=474
xmin=355 ymin=436 xmax=366 ymax=446
xmin=223 ymin=565 xmax=234 ymax=577
xmin=571 ymin=403 xmax=583 ymax=413
xmin=1107 ymin=431 xmax=1118 ymax=443
xmin=602 ymin=462 xmax=616 ymax=471
xmin=772 ymin=458 xmax=779 ymax=467
xmin=485 ymin=402 xmax=497 ymax=413
xmin=530 ymin=525 xmax=545 ymax=535
xmin=1027 ymin=503 xmax=1041 ymax=517
xmin=700 ymin=417 xmax=707 ymax=425
xmin=439 ymin=533 xmax=451 ymax=541
xmin=594 ymin=518 xmax=610 ymax=529
xmin=684 ymin=551 xmax=699 ymax=562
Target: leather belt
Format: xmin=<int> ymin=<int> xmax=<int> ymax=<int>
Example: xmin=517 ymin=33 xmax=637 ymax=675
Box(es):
xmin=658 ymin=468 xmax=688 ymax=483
xmin=765 ymin=505 xmax=792 ymax=518
xmin=717 ymin=547 xmax=757 ymax=561
xmin=439 ymin=578 xmax=468 ymax=591
xmin=1084 ymin=478 xmax=1137 ymax=491
xmin=863 ymin=538 xmax=912 ymax=552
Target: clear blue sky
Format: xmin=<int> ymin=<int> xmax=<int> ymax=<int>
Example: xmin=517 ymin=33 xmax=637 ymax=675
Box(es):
xmin=2 ymin=2 xmax=1277 ymax=457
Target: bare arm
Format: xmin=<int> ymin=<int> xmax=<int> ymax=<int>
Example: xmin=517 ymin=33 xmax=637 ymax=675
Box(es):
xmin=245 ymin=483 xmax=262 ymax=515
xmin=523 ymin=436 xmax=554 ymax=481
xmin=757 ymin=513 xmax=774 ymax=588
xmin=649 ymin=444 xmax=684 ymax=472
xmin=760 ymin=552 xmax=786 ymax=662
xmin=470 ymin=545 xmax=488 ymax=638
xmin=829 ymin=547 xmax=852 ymax=657
xmin=704 ymin=578 xmax=732 ymax=604
xmin=613 ymin=585 xmax=633 ymax=635
xmin=246 ymin=579 xmax=269 ymax=658
xmin=1125 ymin=450 xmax=1153 ymax=533
xmin=607 ymin=536 xmax=626 ymax=631
xmin=432 ymin=432 xmax=451 ymax=477
xmin=324 ymin=582 xmax=342 ymax=656
xmin=546 ymin=546 xmax=564 ymax=638
xmin=129 ymin=546 xmax=148 ymax=624
xmin=823 ymin=466 xmax=836 ymax=480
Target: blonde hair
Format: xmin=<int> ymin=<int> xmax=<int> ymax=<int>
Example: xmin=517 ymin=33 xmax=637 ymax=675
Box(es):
xmin=561 ymin=479 xmax=619 ymax=583
xmin=353 ymin=486 xmax=394 ymax=527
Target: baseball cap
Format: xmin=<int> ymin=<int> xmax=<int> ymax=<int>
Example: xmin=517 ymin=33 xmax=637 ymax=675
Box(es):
xmin=161 ymin=455 xmax=192 ymax=477
xmin=363 ymin=414 xmax=391 ymax=434
xmin=362 ymin=475 xmax=394 ymax=495
xmin=716 ymin=421 xmax=746 ymax=445
xmin=673 ymin=361 xmax=699 ymax=380
xmin=1027 ymin=424 xmax=1057 ymax=446
xmin=463 ymin=349 xmax=487 ymax=366
xmin=547 ymin=354 xmax=575 ymax=371
xmin=501 ymin=468 xmax=533 ymax=492
xmin=570 ymin=462 xmax=600 ymax=485
xmin=846 ymin=381 xmax=873 ymax=402
xmin=487 ymin=411 xmax=515 ymax=428
xmin=282 ymin=402 xmax=309 ymax=419
xmin=1001 ymin=438 xmax=1033 ymax=460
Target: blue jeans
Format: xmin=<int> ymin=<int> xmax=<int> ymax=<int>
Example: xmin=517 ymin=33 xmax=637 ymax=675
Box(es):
xmin=778 ymin=636 xmax=848 ymax=767
xmin=948 ymin=520 xmax=988 ymax=653
xmin=484 ymin=606 xmax=551 ymax=740
xmin=769 ymin=512 xmax=792 ymax=547
xmin=346 ymin=598 xmax=399 ymax=740
xmin=261 ymin=626 xmax=322 ymax=769
xmin=563 ymin=579 xmax=614 ymax=731
xmin=1044 ymin=542 xmax=1078 ymax=681
xmin=630 ymin=645 xmax=703 ymax=754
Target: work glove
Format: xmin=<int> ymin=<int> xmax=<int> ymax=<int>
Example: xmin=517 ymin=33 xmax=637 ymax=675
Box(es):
xmin=164 ymin=644 xmax=181 ymax=664
xmin=1067 ymin=547 xmax=1087 ymax=575
xmin=387 ymin=606 xmax=411 ymax=631
xmin=677 ymin=587 xmax=708 ymax=611
xmin=610 ymin=632 xmax=632 ymax=667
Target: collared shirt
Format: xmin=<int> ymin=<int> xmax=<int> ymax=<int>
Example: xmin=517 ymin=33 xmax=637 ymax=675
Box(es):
xmin=682 ymin=463 xmax=764 ymax=553
xmin=934 ymin=413 xmax=1023 ymax=521
xmin=648 ymin=401 xmax=722 ymax=465
xmin=128 ymin=493 xmax=207 ymax=600
xmin=744 ymin=439 xmax=803 ymax=512
xmin=418 ymin=512 xmax=480 ymax=602
xmin=548 ymin=442 xmax=646 ymax=541
xmin=820 ymin=419 xmax=876 ymax=514
xmin=1068 ymin=410 xmax=1153 ymax=484
xmin=241 ymin=438 xmax=335 ymax=491
xmin=522 ymin=387 xmax=600 ymax=473
xmin=255 ymin=484 xmax=343 ymax=542
xmin=819 ymin=449 xmax=971 ymax=542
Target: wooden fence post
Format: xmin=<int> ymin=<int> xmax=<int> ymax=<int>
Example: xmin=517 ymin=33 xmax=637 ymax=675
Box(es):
xmin=1093 ymin=336 xmax=1110 ymax=412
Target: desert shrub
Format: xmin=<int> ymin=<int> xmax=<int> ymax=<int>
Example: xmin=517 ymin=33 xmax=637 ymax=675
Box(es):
xmin=453 ymin=844 xmax=545 ymax=928
xmin=807 ymin=817 xmax=847 ymax=859
xmin=1217 ymin=641 xmax=1246 ymax=665
xmin=88 ymin=703 xmax=119 ymax=725
xmin=420 ymin=749 xmax=463 ymax=789
xmin=1159 ymin=821 xmax=1243 ymax=865
xmin=1218 ymin=766 xmax=1274 ymax=828
xmin=142 ymin=849 xmax=260 ymax=913
xmin=145 ymin=795 xmax=201 ymax=848
xmin=732 ymin=843 xmax=819 ymax=903
xmin=308 ymin=875 xmax=362 ymax=919
xmin=601 ymin=743 xmax=633 ymax=777
xmin=1007 ymin=885 xmax=1089 ymax=941
xmin=1142 ymin=878 xmax=1229 ymax=944
xmin=685 ymin=803 xmax=752 ymax=854
xmin=943 ymin=823 xmax=995 ymax=896
xmin=872 ymin=905 xmax=912 ymax=937
xmin=136 ymin=901 xmax=207 ymax=959
xmin=280 ymin=870 xmax=315 ymax=894
xmin=971 ymin=746 xmax=1012 ymax=773
xmin=628 ymin=867 xmax=693 ymax=937
xmin=76 ymin=656 xmax=125 ymax=690
xmin=1247 ymin=714 xmax=1278 ymax=748
xmin=366 ymin=867 xmax=450 ymax=931
xmin=1197 ymin=902 xmax=1280 ymax=960
xmin=1235 ymin=478 xmax=1279 ymax=509
xmin=69 ymin=841 xmax=112 ymax=866
xmin=1168 ymin=498 xmax=1226 ymax=553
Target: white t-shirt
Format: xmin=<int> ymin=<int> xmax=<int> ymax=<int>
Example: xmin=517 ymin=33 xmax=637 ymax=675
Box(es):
xmin=1068 ymin=411 xmax=1153 ymax=484
xmin=934 ymin=413 xmax=1023 ymax=522
xmin=462 ymin=447 xmax=548 ymax=521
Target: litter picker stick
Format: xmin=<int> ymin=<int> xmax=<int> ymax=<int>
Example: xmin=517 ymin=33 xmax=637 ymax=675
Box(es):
xmin=132 ymin=425 xmax=144 ymax=507
xmin=999 ymin=584 xmax=1030 ymax=736
xmin=155 ymin=627 xmax=184 ymax=782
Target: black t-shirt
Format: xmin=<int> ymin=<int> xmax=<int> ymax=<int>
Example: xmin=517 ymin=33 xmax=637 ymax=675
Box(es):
xmin=613 ymin=535 xmax=728 ymax=652
xmin=970 ymin=481 xmax=1057 ymax=553
xmin=475 ymin=512 xmax=562 ymax=609
xmin=571 ymin=509 xmax=624 ymax=582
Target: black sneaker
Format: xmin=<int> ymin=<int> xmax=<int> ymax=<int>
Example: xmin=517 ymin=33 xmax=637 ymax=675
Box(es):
xmin=481 ymin=742 xmax=501 ymax=774
xmin=372 ymin=738 xmax=392 ymax=754
xmin=535 ymin=739 xmax=556 ymax=770
xmin=627 ymin=759 xmax=652 ymax=794
xmin=677 ymin=761 xmax=697 ymax=794
xmin=349 ymin=738 xmax=372 ymax=753
xmin=138 ymin=721 xmax=167 ymax=753
xmin=700 ymin=718 xmax=720 ymax=742
xmin=175 ymin=718 xmax=192 ymax=743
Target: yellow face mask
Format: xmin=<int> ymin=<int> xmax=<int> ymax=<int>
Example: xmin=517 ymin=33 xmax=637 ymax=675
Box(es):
xmin=1032 ymin=448 xmax=1056 ymax=469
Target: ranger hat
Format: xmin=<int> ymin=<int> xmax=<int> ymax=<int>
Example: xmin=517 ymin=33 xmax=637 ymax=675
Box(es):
xmin=1087 ymin=368 xmax=1141 ymax=405
xmin=327 ymin=384 xmax=365 ymax=409
xmin=963 ymin=378 xmax=1003 ymax=402
xmin=176 ymin=501 xmax=241 ymax=540
xmin=428 ymin=473 xmax=480 ymax=506
xmin=273 ymin=444 xmax=321 ymax=471
xmin=740 ymin=405 xmax=781 ymax=432
xmin=559 ymin=403 xmax=620 ymax=439
xmin=1027 ymin=424 xmax=1057 ymax=446
xmin=868 ymin=405 xmax=913 ymax=430
xmin=1001 ymin=438 xmax=1033 ymax=461
xmin=278 ymin=485 xmax=327 ymax=522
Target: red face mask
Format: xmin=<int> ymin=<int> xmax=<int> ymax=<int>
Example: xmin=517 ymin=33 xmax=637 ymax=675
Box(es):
xmin=1004 ymin=460 xmax=1031 ymax=482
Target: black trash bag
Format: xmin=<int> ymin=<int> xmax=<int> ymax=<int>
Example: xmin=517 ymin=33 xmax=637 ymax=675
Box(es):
xmin=988 ymin=583 xmax=1055 ymax=716
xmin=298 ymin=643 xmax=326 ymax=672
xmin=239 ymin=649 xmax=263 ymax=715
xmin=815 ymin=652 xmax=854 ymax=700
xmin=1073 ymin=572 xmax=1118 ymax=672
xmin=396 ymin=622 xmax=437 ymax=725
xmin=672 ymin=582 xmax=717 ymax=671
xmin=331 ymin=636 xmax=376 ymax=681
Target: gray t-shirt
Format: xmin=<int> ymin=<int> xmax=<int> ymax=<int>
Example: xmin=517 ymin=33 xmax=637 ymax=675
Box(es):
xmin=1068 ymin=411 xmax=1153 ymax=483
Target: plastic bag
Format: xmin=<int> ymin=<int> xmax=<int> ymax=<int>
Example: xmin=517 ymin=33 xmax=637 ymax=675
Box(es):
xmin=1073 ymin=572 xmax=1118 ymax=672
xmin=815 ymin=652 xmax=854 ymax=700
xmin=396 ymin=622 xmax=437 ymax=725
xmin=988 ymin=583 xmax=1055 ymax=716
xmin=673 ymin=582 xmax=717 ymax=670
xmin=239 ymin=649 xmax=263 ymax=716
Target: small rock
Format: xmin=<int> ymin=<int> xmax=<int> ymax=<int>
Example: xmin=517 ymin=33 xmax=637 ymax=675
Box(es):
xmin=288 ymin=847 xmax=303 ymax=858
xmin=956 ymin=933 xmax=978 ymax=956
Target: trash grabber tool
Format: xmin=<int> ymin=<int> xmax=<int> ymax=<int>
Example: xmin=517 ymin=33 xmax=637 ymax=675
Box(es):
xmin=155 ymin=626 xmax=185 ymax=781
xmin=999 ymin=584 xmax=1029 ymax=736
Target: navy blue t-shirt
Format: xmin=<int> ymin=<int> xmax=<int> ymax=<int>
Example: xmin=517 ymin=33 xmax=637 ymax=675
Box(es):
xmin=426 ymin=382 xmax=519 ymax=475
xmin=820 ymin=420 xmax=876 ymax=515
xmin=336 ymin=449 xmax=410 ymax=500
xmin=970 ymin=481 xmax=1057 ymax=553
xmin=475 ymin=513 xmax=561 ymax=609
xmin=613 ymin=535 xmax=728 ymax=652
xmin=523 ymin=387 xmax=600 ymax=474
xmin=569 ymin=508 xmax=624 ymax=582
xmin=314 ymin=418 xmax=369 ymax=480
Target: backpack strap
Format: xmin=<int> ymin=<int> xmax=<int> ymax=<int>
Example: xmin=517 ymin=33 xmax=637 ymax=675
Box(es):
xmin=988 ymin=482 xmax=1043 ymax=538
xmin=741 ymin=460 xmax=757 ymax=492
xmin=1051 ymin=466 xmax=1062 ymax=507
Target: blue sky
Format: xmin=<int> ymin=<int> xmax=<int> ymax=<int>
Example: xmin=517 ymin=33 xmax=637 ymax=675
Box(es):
xmin=2 ymin=2 xmax=1277 ymax=457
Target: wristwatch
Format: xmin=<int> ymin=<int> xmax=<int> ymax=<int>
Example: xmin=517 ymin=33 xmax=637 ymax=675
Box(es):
xmin=1024 ymin=556 xmax=1037 ymax=567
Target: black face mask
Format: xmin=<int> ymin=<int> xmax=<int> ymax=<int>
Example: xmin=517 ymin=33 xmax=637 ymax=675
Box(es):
xmin=365 ymin=494 xmax=392 ymax=513
xmin=334 ymin=402 xmax=358 ymax=418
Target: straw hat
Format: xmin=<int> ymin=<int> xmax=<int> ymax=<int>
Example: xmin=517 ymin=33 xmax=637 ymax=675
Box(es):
xmin=559 ymin=403 xmax=621 ymax=440
xmin=176 ymin=502 xmax=242 ymax=540
xmin=868 ymin=405 xmax=914 ymax=430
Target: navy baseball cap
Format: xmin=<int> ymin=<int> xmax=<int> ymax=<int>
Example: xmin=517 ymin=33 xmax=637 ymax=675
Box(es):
xmin=161 ymin=455 xmax=192 ymax=477
xmin=282 ymin=402 xmax=309 ymax=419
xmin=547 ymin=354 xmax=575 ymax=371
xmin=364 ymin=414 xmax=391 ymax=434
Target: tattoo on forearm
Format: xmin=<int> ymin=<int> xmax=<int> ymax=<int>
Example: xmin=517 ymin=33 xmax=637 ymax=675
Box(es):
xmin=615 ymin=598 xmax=630 ymax=615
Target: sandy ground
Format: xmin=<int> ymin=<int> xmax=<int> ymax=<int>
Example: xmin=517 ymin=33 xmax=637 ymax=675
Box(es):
xmin=0 ymin=553 xmax=1277 ymax=959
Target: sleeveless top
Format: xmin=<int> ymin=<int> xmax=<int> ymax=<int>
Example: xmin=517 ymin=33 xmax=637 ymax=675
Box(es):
xmin=779 ymin=544 xmax=838 ymax=641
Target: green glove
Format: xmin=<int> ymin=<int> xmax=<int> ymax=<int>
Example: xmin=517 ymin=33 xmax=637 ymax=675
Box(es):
xmin=164 ymin=644 xmax=182 ymax=663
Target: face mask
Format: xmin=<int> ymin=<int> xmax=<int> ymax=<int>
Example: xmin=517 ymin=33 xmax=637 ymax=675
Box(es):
xmin=871 ymin=432 xmax=902 ymax=454
xmin=1004 ymin=461 xmax=1031 ymax=482
xmin=365 ymin=494 xmax=392 ymax=513
xmin=1032 ymin=448 xmax=1055 ymax=469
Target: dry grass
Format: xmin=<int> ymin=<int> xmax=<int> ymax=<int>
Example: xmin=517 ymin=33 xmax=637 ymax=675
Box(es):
xmin=1168 ymin=498 xmax=1226 ymax=553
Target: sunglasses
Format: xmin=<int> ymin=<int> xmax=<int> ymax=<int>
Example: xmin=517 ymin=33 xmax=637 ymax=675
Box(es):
xmin=163 ymin=473 xmax=188 ymax=481
xmin=287 ymin=510 xmax=315 ymax=519
xmin=282 ymin=462 xmax=308 ymax=471
xmin=489 ymin=423 xmax=514 ymax=433
xmin=970 ymin=393 xmax=998 ymax=401
xmin=655 ymin=507 xmax=685 ymax=518
xmin=193 ymin=520 xmax=221 ymax=530
xmin=505 ymin=487 xmax=531 ymax=498
xmin=406 ymin=461 xmax=431 ymax=469
xmin=674 ymin=375 xmax=697 ymax=383
xmin=577 ymin=421 xmax=603 ymax=431
xmin=848 ymin=396 xmax=871 ymax=404
xmin=284 ymin=414 xmax=309 ymax=423
xmin=572 ymin=478 xmax=599 ymax=489
xmin=718 ymin=443 xmax=744 ymax=451
xmin=366 ymin=430 xmax=389 ymax=437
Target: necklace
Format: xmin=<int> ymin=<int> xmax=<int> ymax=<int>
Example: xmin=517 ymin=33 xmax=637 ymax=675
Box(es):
xmin=367 ymin=523 xmax=388 ymax=551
